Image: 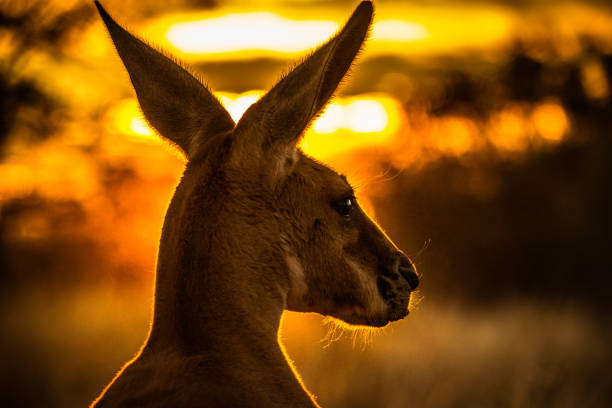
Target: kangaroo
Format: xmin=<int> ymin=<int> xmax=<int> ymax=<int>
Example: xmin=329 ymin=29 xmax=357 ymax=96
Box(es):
xmin=91 ymin=1 xmax=419 ymax=407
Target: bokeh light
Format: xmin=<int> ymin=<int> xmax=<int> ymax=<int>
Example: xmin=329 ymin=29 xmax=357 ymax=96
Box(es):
xmin=532 ymin=101 xmax=569 ymax=142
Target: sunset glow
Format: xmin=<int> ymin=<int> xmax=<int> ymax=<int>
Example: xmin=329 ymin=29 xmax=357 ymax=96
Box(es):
xmin=149 ymin=5 xmax=527 ymax=61
xmin=217 ymin=90 xmax=265 ymax=122
xmin=166 ymin=13 xmax=338 ymax=55
xmin=165 ymin=13 xmax=430 ymax=57
xmin=372 ymin=19 xmax=429 ymax=42
xmin=106 ymin=89 xmax=571 ymax=162
xmin=107 ymin=98 xmax=159 ymax=144
xmin=4 ymin=2 xmax=612 ymax=406
xmin=106 ymin=92 xmax=402 ymax=160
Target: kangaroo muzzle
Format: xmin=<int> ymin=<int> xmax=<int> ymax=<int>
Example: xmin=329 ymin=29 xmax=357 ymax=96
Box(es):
xmin=376 ymin=252 xmax=419 ymax=323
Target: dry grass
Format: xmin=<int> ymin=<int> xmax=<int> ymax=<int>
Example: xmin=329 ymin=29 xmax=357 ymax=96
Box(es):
xmin=1 ymin=285 xmax=610 ymax=407
xmin=284 ymin=302 xmax=611 ymax=408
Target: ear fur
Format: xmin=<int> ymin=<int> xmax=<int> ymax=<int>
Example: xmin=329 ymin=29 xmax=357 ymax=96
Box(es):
xmin=95 ymin=1 xmax=235 ymax=160
xmin=233 ymin=1 xmax=373 ymax=170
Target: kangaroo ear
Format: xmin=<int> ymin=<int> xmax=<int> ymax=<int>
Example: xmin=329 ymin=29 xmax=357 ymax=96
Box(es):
xmin=95 ymin=1 xmax=235 ymax=160
xmin=233 ymin=1 xmax=373 ymax=169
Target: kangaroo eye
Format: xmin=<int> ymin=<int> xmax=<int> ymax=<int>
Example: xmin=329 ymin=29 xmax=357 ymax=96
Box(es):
xmin=334 ymin=196 xmax=355 ymax=217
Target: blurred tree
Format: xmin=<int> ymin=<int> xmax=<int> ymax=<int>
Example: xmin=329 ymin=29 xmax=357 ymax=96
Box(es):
xmin=0 ymin=2 xmax=95 ymax=154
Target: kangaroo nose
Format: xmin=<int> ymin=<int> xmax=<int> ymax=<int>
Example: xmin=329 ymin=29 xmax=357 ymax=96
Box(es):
xmin=397 ymin=255 xmax=419 ymax=290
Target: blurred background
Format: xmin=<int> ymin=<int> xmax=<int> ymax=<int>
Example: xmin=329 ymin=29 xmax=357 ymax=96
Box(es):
xmin=1 ymin=0 xmax=612 ymax=406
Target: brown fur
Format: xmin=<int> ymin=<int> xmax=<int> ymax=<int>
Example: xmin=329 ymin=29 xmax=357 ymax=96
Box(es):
xmin=92 ymin=2 xmax=418 ymax=407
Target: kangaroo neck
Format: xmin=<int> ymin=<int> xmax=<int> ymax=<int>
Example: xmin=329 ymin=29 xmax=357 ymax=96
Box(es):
xmin=147 ymin=258 xmax=285 ymax=354
xmin=142 ymin=262 xmax=318 ymax=407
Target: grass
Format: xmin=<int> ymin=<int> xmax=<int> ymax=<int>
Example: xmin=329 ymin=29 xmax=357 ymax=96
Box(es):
xmin=1 ymin=285 xmax=610 ymax=407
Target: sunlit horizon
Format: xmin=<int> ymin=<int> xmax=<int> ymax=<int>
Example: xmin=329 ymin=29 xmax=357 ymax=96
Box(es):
xmin=166 ymin=13 xmax=340 ymax=54
xmin=166 ymin=14 xmax=430 ymax=56
xmin=147 ymin=5 xmax=514 ymax=60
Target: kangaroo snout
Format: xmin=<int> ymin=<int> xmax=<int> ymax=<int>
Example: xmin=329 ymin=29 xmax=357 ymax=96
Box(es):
xmin=375 ymin=252 xmax=419 ymax=324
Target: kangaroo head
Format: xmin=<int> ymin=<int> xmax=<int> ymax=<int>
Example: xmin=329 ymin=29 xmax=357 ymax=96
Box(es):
xmin=97 ymin=0 xmax=418 ymax=329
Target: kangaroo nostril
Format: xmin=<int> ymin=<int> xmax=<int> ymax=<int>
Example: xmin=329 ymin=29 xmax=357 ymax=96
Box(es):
xmin=399 ymin=267 xmax=419 ymax=290
xmin=397 ymin=255 xmax=419 ymax=290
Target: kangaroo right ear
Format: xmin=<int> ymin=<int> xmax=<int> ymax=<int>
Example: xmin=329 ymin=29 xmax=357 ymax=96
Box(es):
xmin=95 ymin=1 xmax=235 ymax=160
xmin=232 ymin=1 xmax=373 ymax=173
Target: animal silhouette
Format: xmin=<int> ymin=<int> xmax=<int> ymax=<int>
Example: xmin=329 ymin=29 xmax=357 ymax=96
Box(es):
xmin=92 ymin=1 xmax=419 ymax=406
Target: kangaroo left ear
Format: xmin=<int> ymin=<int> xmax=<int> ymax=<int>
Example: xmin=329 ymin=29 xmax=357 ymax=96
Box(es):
xmin=232 ymin=1 xmax=373 ymax=171
xmin=95 ymin=1 xmax=235 ymax=160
